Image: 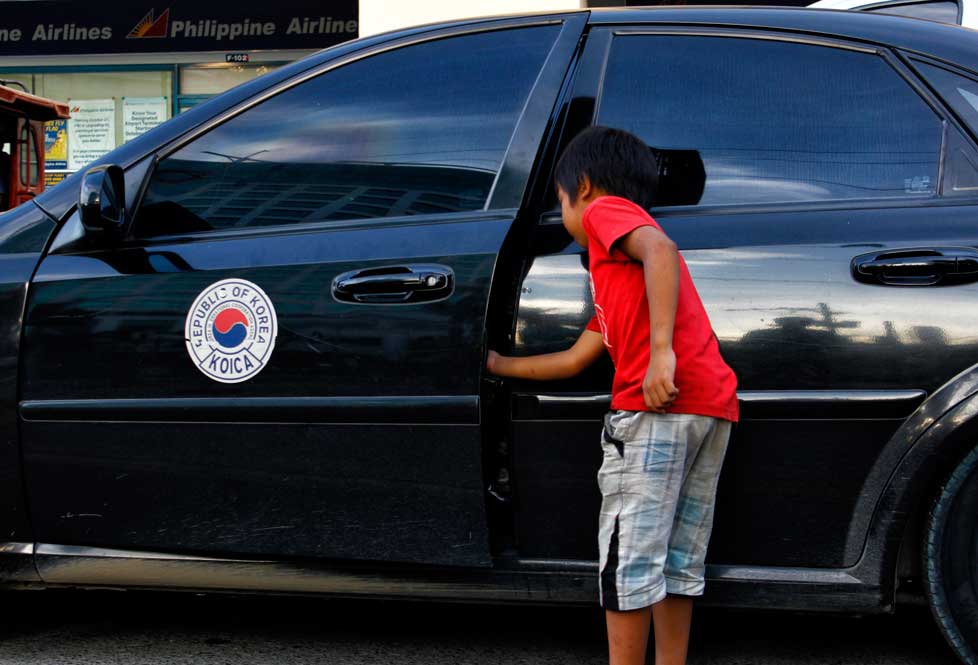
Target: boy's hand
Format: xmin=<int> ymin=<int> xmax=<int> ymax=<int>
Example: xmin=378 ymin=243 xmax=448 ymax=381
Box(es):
xmin=486 ymin=349 xmax=502 ymax=374
xmin=643 ymin=349 xmax=678 ymax=413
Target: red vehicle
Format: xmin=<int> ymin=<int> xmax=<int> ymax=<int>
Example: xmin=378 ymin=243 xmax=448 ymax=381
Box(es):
xmin=0 ymin=83 xmax=69 ymax=212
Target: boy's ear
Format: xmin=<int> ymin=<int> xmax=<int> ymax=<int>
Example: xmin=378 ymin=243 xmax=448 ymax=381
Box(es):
xmin=577 ymin=175 xmax=593 ymax=201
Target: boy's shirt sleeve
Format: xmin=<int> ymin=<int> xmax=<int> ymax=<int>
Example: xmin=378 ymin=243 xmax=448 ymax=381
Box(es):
xmin=586 ymin=315 xmax=601 ymax=332
xmin=583 ymin=197 xmax=658 ymax=261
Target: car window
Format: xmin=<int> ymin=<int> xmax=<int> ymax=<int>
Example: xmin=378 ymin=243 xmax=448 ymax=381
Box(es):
xmin=916 ymin=62 xmax=978 ymax=137
xmin=914 ymin=61 xmax=978 ymax=197
xmin=865 ymin=1 xmax=959 ymax=24
xmin=133 ymin=25 xmax=559 ymax=238
xmin=596 ymin=36 xmax=943 ymax=207
xmin=942 ymin=129 xmax=978 ymax=197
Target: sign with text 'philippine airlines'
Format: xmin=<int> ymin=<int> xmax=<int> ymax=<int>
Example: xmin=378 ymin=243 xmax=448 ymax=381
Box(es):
xmin=0 ymin=1 xmax=358 ymax=55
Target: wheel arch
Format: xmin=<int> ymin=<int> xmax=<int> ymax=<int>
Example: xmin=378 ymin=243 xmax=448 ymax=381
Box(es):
xmin=847 ymin=362 xmax=978 ymax=602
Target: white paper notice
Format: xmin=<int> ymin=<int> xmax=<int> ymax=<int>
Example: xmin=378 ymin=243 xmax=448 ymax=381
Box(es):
xmin=123 ymin=97 xmax=168 ymax=142
xmin=68 ymin=98 xmax=116 ymax=171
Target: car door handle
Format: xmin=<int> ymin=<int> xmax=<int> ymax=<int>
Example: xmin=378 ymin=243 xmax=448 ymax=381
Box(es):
xmin=332 ymin=264 xmax=454 ymax=304
xmin=851 ymin=247 xmax=978 ymax=286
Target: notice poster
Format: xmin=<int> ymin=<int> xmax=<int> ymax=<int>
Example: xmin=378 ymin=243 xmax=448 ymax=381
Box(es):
xmin=123 ymin=97 xmax=168 ymax=142
xmin=67 ymin=98 xmax=116 ymax=171
xmin=44 ymin=119 xmax=68 ymax=170
xmin=44 ymin=171 xmax=67 ymax=188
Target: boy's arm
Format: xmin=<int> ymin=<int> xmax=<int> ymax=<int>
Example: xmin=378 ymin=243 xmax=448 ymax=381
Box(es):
xmin=618 ymin=225 xmax=680 ymax=413
xmin=487 ymin=328 xmax=605 ymax=381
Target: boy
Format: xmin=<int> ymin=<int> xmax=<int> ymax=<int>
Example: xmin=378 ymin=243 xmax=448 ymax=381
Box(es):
xmin=486 ymin=127 xmax=738 ymax=665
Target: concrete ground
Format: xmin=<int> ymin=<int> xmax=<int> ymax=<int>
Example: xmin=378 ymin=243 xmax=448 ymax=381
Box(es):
xmin=0 ymin=591 xmax=959 ymax=664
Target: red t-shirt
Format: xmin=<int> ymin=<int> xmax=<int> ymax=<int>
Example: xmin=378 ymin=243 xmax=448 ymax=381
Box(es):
xmin=584 ymin=196 xmax=738 ymax=422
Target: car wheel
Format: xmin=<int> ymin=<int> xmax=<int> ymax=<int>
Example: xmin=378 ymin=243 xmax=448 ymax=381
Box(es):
xmin=924 ymin=445 xmax=978 ymax=665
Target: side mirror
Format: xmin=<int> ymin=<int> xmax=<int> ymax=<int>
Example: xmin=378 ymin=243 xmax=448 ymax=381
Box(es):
xmin=79 ymin=164 xmax=126 ymax=239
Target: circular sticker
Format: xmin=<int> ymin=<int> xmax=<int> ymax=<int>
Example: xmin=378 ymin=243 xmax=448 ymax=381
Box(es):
xmin=184 ymin=278 xmax=278 ymax=383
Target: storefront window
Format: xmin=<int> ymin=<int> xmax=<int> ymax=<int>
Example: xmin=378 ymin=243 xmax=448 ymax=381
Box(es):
xmin=179 ymin=64 xmax=278 ymax=96
xmin=36 ymin=71 xmax=172 ymax=148
xmin=1 ymin=70 xmax=172 ymax=179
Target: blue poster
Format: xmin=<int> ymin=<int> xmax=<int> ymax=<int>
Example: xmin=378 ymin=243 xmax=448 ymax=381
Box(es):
xmin=44 ymin=119 xmax=68 ymax=170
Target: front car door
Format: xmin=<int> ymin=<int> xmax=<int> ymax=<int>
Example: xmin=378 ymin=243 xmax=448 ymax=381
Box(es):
xmin=508 ymin=24 xmax=978 ymax=579
xmin=20 ymin=14 xmax=585 ymax=567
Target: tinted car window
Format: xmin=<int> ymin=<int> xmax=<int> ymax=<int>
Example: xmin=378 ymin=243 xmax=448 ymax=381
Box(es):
xmin=916 ymin=61 xmax=978 ymax=197
xmin=942 ymin=130 xmax=978 ymax=197
xmin=865 ymin=1 xmax=959 ymax=24
xmin=134 ymin=26 xmax=558 ymax=238
xmin=597 ymin=36 xmax=943 ymax=207
xmin=917 ymin=61 xmax=978 ymax=137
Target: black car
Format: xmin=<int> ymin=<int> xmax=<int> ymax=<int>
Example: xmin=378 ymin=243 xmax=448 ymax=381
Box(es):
xmin=2 ymin=6 xmax=978 ymax=663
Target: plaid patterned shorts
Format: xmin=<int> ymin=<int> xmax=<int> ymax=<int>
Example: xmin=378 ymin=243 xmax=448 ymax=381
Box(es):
xmin=598 ymin=410 xmax=730 ymax=611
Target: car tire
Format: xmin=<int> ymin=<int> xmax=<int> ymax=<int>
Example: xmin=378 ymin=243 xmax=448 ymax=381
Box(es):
xmin=924 ymin=444 xmax=978 ymax=665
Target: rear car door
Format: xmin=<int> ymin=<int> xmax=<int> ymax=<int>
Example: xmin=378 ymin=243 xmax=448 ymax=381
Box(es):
xmin=20 ymin=15 xmax=584 ymax=566
xmin=510 ymin=26 xmax=978 ymax=570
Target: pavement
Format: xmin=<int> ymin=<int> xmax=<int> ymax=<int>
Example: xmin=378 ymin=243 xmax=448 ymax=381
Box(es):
xmin=0 ymin=590 xmax=959 ymax=664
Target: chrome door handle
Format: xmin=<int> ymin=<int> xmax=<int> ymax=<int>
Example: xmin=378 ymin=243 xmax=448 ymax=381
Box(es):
xmin=851 ymin=247 xmax=978 ymax=286
xmin=332 ymin=264 xmax=454 ymax=304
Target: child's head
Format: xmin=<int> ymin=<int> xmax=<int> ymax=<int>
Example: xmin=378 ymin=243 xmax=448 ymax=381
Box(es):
xmin=554 ymin=126 xmax=659 ymax=246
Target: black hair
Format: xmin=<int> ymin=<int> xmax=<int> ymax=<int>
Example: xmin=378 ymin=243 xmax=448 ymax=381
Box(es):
xmin=554 ymin=126 xmax=658 ymax=209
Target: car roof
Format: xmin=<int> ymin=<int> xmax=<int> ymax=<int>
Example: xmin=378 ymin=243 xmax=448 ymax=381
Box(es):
xmin=585 ymin=6 xmax=978 ymax=74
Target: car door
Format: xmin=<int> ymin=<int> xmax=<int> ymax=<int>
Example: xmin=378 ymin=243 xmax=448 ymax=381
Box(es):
xmin=508 ymin=26 xmax=978 ymax=569
xmin=19 ymin=15 xmax=584 ymax=567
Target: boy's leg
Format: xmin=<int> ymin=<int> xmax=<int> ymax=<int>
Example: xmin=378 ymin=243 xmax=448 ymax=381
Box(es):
xmin=605 ymin=596 xmax=692 ymax=665
xmin=598 ymin=412 xmax=714 ymax=664
xmin=605 ymin=606 xmax=652 ymax=665
xmin=663 ymin=418 xmax=731 ymax=596
xmin=651 ymin=595 xmax=693 ymax=665
xmin=656 ymin=417 xmax=731 ymax=665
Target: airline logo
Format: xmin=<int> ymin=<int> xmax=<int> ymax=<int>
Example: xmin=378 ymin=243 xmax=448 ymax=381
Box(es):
xmin=127 ymin=8 xmax=170 ymax=39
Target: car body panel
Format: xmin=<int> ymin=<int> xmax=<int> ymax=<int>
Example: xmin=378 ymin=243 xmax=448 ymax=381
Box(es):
xmin=31 ymin=541 xmax=884 ymax=612
xmin=20 ymin=215 xmax=507 ymax=566
xmin=510 ymin=200 xmax=978 ymax=567
xmin=0 ymin=201 xmax=55 ymax=577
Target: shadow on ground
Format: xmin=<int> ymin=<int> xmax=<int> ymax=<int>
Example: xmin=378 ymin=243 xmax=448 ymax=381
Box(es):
xmin=0 ymin=590 xmax=958 ymax=664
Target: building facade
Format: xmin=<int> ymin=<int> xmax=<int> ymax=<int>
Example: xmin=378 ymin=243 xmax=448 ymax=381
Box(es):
xmin=0 ymin=1 xmax=358 ymax=186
